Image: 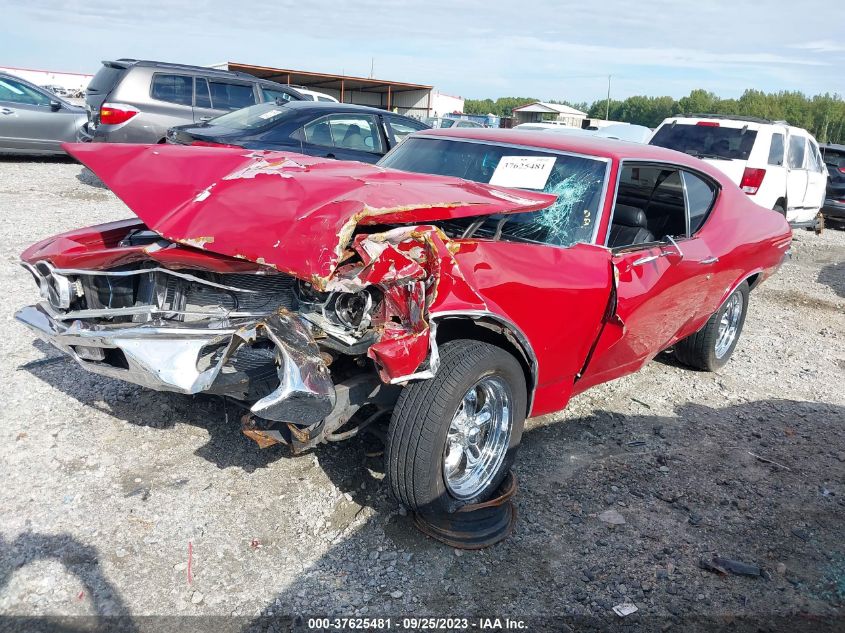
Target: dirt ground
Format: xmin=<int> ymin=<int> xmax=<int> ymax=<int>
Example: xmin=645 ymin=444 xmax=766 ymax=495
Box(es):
xmin=0 ymin=156 xmax=843 ymax=631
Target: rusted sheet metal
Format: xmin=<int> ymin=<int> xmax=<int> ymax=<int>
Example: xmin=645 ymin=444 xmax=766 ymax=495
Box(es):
xmin=241 ymin=415 xmax=285 ymax=449
xmin=413 ymin=471 xmax=518 ymax=549
xmin=62 ymin=143 xmax=555 ymax=286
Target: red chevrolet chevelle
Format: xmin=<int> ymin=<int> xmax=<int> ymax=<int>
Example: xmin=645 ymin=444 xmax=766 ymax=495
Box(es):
xmin=17 ymin=129 xmax=791 ymax=513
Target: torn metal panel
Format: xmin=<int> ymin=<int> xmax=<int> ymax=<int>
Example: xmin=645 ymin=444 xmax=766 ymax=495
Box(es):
xmin=247 ymin=313 xmax=335 ymax=424
xmin=16 ymin=302 xmax=334 ymax=424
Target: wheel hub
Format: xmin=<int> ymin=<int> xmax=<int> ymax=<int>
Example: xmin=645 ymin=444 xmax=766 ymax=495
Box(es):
xmin=715 ymin=291 xmax=744 ymax=359
xmin=443 ymin=376 xmax=512 ymax=500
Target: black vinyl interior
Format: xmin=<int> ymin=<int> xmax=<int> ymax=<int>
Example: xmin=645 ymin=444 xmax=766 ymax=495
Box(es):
xmin=607 ymin=204 xmax=655 ymax=248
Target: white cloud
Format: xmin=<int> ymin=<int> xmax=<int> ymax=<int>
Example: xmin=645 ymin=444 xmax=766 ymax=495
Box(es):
xmin=2 ymin=0 xmax=842 ymax=102
xmin=791 ymin=40 xmax=845 ymax=54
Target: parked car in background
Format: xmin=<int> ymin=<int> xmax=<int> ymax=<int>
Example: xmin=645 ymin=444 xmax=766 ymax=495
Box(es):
xmin=513 ymin=121 xmax=570 ymax=130
xmin=532 ymin=122 xmax=651 ymax=143
xmin=17 ymin=130 xmax=790 ymax=514
xmin=168 ymin=101 xmax=429 ymax=163
xmin=425 ymin=117 xmax=483 ymax=129
xmin=41 ymin=84 xmax=69 ymax=97
xmin=290 ymin=86 xmax=339 ymax=102
xmin=0 ymin=72 xmax=88 ymax=155
xmin=820 ymin=143 xmax=845 ymax=227
xmin=83 ymin=59 xmax=305 ymax=144
xmin=650 ymin=115 xmax=827 ymax=230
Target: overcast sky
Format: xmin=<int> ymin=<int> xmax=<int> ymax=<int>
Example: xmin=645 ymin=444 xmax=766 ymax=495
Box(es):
xmin=3 ymin=0 xmax=843 ymax=103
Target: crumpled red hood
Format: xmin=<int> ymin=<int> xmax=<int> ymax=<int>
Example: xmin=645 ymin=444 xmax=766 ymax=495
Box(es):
xmin=64 ymin=143 xmax=555 ymax=284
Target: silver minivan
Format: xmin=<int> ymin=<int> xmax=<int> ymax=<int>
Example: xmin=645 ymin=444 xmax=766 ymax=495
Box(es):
xmin=84 ymin=59 xmax=304 ymax=144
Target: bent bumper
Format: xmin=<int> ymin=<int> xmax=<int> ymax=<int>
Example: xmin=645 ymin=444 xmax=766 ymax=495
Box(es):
xmin=15 ymin=303 xmax=335 ymax=424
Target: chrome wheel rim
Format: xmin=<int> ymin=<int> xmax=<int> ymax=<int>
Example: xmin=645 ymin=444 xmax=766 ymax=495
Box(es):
xmin=443 ymin=376 xmax=512 ymax=500
xmin=715 ymin=292 xmax=744 ymax=359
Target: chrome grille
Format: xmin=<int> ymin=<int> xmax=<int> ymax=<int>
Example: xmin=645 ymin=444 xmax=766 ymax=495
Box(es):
xmin=28 ymin=263 xmax=299 ymax=323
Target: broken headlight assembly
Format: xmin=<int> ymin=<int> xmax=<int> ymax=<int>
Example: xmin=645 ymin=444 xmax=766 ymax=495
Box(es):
xmin=295 ymin=279 xmax=380 ymax=339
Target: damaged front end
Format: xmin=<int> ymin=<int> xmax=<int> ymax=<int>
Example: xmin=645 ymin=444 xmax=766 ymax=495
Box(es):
xmin=17 ymin=143 xmax=555 ymax=452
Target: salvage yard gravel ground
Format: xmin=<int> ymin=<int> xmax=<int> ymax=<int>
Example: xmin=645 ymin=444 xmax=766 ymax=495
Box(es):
xmin=0 ymin=156 xmax=843 ymax=629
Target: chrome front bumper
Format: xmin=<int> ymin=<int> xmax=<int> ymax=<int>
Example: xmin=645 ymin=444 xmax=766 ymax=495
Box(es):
xmin=16 ymin=302 xmax=335 ymax=424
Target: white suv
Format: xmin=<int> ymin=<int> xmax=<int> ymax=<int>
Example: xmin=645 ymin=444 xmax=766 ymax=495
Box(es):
xmin=650 ymin=115 xmax=827 ymax=229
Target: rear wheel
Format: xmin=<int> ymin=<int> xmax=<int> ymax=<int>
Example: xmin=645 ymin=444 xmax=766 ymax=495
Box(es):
xmin=675 ymin=282 xmax=749 ymax=371
xmin=386 ymin=339 xmax=526 ymax=514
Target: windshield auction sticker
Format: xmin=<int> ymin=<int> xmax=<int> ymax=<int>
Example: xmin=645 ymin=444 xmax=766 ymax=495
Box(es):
xmin=258 ymin=109 xmax=284 ymax=120
xmin=489 ymin=155 xmax=556 ymax=189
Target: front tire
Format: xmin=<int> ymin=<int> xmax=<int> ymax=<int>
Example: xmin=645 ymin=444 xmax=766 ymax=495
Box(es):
xmin=386 ymin=339 xmax=527 ymax=514
xmin=675 ymin=282 xmax=750 ymax=371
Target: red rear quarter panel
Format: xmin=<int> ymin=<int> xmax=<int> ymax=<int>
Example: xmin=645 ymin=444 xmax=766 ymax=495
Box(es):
xmin=683 ymin=173 xmax=792 ymax=317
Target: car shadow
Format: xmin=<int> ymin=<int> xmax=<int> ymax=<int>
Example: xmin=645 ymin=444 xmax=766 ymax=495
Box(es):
xmin=817 ymin=261 xmax=845 ymax=299
xmin=0 ymin=531 xmax=137 ymax=632
xmin=0 ymin=154 xmax=76 ymax=164
xmin=236 ymin=397 xmax=845 ymax=628
xmin=20 ymin=340 xmax=292 ymax=473
xmin=76 ymin=166 xmax=107 ymax=190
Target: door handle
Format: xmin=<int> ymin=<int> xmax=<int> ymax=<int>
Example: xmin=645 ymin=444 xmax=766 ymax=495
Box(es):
xmin=0 ymin=108 xmax=13 ymax=115
xmin=700 ymin=256 xmax=719 ymax=264
xmin=632 ymin=252 xmax=667 ymax=266
xmin=199 ymin=116 xmax=212 ymax=122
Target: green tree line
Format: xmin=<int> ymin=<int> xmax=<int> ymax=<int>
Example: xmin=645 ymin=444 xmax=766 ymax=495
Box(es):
xmin=464 ymin=89 xmax=845 ymax=143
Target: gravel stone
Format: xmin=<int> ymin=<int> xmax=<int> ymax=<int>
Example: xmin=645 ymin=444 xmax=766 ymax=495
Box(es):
xmin=0 ymin=159 xmax=842 ymax=622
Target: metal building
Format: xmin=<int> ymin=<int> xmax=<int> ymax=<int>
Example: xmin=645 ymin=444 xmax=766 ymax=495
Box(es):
xmin=512 ymin=102 xmax=587 ymax=128
xmin=222 ymin=62 xmax=433 ymax=118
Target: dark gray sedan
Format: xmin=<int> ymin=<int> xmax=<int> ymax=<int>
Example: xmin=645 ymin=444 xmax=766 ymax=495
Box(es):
xmin=0 ymin=72 xmax=88 ymax=155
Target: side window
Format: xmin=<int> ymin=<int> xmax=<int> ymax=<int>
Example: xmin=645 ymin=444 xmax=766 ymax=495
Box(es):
xmin=317 ymin=96 xmax=335 ymax=102
xmin=609 ymin=165 xmax=686 ymax=248
xmin=150 ymin=74 xmax=193 ymax=106
xmin=767 ymin=133 xmax=784 ymax=166
xmin=787 ymin=135 xmax=806 ymax=169
xmin=807 ymin=141 xmax=823 ymax=172
xmin=0 ymin=77 xmax=53 ymax=106
xmin=261 ymin=87 xmax=294 ymax=103
xmin=385 ymin=116 xmax=426 ymax=144
xmin=208 ymin=81 xmax=256 ymax=110
xmin=823 ymin=149 xmax=845 ymax=172
xmin=195 ymin=78 xmax=211 ymax=108
xmin=682 ymin=171 xmax=717 ymax=234
xmin=302 ymin=116 xmax=334 ymax=147
xmin=303 ymin=115 xmax=384 ymax=153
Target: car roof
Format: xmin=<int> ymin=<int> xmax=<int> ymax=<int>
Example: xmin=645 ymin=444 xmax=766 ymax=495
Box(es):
xmin=415 ymin=127 xmax=719 ymax=167
xmin=281 ymin=101 xmax=407 ymax=116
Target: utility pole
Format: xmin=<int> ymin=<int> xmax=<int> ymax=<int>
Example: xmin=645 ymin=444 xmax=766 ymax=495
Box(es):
xmin=370 ymin=58 xmax=374 ymax=79
xmin=605 ymin=75 xmax=612 ymax=121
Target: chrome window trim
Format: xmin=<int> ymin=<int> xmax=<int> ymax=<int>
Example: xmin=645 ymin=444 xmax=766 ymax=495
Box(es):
xmin=390 ymin=136 xmax=612 ymax=246
xmin=680 ymin=171 xmax=692 ymax=237
xmin=605 ymin=158 xmax=722 ymax=248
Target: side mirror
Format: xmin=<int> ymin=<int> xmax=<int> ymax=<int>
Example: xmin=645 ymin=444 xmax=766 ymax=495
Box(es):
xmin=49 ymin=100 xmax=61 ymax=112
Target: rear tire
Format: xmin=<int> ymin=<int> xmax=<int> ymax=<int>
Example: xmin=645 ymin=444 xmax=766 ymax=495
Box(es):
xmin=675 ymin=282 xmax=749 ymax=371
xmin=386 ymin=339 xmax=527 ymax=514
